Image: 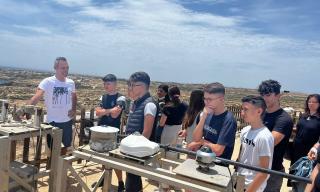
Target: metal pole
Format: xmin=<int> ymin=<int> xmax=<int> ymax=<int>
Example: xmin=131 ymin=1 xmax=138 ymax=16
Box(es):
xmin=34 ymin=106 xmax=42 ymax=128
xmin=0 ymin=100 xmax=8 ymax=122
xmin=160 ymin=144 xmax=312 ymax=184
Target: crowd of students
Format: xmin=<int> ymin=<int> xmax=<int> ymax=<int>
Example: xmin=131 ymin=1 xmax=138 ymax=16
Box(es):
xmin=28 ymin=57 xmax=320 ymax=192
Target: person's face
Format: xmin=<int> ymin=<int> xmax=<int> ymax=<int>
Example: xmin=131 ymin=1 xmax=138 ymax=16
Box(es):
xmin=261 ymin=93 xmax=280 ymax=109
xmin=127 ymin=81 xmax=145 ymax=100
xmin=103 ymin=81 xmax=116 ymax=93
xmin=241 ymin=102 xmax=262 ymax=124
xmin=55 ymin=60 xmax=69 ymax=78
xmin=203 ymin=92 xmax=224 ymax=111
xmin=157 ymin=88 xmax=166 ymax=98
xmin=308 ymin=96 xmax=319 ymax=113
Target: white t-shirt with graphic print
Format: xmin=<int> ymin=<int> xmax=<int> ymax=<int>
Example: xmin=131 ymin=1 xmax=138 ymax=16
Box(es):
xmin=238 ymin=125 xmax=274 ymax=192
xmin=38 ymin=76 xmax=75 ymax=123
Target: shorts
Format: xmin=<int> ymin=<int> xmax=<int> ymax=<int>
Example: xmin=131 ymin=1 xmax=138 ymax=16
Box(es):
xmin=47 ymin=120 xmax=73 ymax=148
xmin=264 ymin=168 xmax=284 ymax=192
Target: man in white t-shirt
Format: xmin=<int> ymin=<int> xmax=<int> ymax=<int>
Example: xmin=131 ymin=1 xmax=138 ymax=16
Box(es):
xmin=238 ymin=95 xmax=274 ymax=192
xmin=27 ymin=57 xmax=77 ymax=155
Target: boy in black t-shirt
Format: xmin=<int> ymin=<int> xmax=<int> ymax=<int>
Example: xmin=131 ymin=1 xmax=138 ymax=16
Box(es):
xmin=258 ymin=79 xmax=293 ymax=192
xmin=93 ymin=74 xmax=125 ymax=191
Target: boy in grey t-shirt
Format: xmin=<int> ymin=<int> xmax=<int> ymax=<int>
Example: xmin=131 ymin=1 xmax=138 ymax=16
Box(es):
xmin=238 ymin=95 xmax=274 ymax=192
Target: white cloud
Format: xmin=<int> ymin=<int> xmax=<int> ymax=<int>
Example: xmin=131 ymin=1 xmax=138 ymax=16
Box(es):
xmin=80 ymin=0 xmax=241 ymax=28
xmin=175 ymin=0 xmax=228 ymax=4
xmin=53 ymin=0 xmax=91 ymax=7
xmin=0 ymin=0 xmax=319 ymax=93
xmin=13 ymin=25 xmax=52 ymax=34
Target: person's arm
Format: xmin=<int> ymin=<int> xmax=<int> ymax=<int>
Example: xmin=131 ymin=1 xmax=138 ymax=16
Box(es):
xmin=27 ymin=88 xmax=44 ymax=105
xmin=95 ymin=107 xmax=110 ymax=117
xmin=271 ymin=115 xmax=293 ymax=146
xmin=234 ymin=144 xmax=243 ymax=171
xmin=272 ymin=131 xmax=285 ymax=146
xmin=142 ymin=102 xmax=157 ymax=139
xmin=159 ymin=114 xmax=167 ymax=127
xmin=305 ymin=164 xmax=319 ymax=192
xmin=246 ymin=156 xmax=270 ymax=192
xmin=178 ymin=129 xmax=187 ymax=137
xmin=142 ymin=114 xmax=155 ymax=139
xmin=68 ymin=92 xmax=77 ymax=118
xmin=110 ymin=106 xmax=122 ymax=118
xmin=207 ymin=113 xmax=236 ymax=156
xmin=308 ymin=142 xmax=320 ymax=160
xmin=187 ymin=111 xmax=207 ymax=151
xmin=203 ymin=140 xmax=225 ymax=156
xmin=96 ymin=105 xmax=122 ymax=117
xmin=192 ymin=111 xmax=207 ymax=142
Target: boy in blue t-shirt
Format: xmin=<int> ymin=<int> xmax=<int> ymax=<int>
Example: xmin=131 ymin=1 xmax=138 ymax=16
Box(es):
xmin=187 ymin=82 xmax=237 ymax=160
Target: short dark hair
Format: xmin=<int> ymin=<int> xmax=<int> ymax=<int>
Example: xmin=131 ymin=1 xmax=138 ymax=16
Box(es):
xmin=158 ymin=84 xmax=169 ymax=93
xmin=203 ymin=82 xmax=225 ymax=95
xmin=102 ymin=74 xmax=117 ymax=82
xmin=128 ymin=71 xmax=151 ymax=86
xmin=258 ymin=79 xmax=281 ymax=95
xmin=242 ymin=95 xmax=267 ymax=117
xmin=168 ymin=86 xmax=181 ymax=105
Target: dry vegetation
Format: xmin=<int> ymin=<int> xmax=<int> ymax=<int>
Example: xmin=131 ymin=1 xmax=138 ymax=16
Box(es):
xmin=0 ymin=67 xmax=307 ymax=111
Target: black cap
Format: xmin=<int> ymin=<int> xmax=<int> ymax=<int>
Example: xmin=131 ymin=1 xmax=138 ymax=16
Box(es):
xmin=102 ymin=74 xmax=117 ymax=82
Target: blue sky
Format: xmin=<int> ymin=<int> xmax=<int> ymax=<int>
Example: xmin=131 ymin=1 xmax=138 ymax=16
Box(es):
xmin=0 ymin=0 xmax=319 ymax=93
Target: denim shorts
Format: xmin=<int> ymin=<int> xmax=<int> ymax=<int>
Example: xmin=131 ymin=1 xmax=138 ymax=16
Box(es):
xmin=47 ymin=120 xmax=73 ymax=148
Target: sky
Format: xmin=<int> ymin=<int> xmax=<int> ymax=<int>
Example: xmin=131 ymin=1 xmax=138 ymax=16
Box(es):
xmin=0 ymin=0 xmax=319 ymax=93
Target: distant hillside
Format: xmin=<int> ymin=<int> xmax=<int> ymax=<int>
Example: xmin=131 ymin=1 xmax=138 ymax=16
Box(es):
xmin=0 ymin=67 xmax=307 ymax=110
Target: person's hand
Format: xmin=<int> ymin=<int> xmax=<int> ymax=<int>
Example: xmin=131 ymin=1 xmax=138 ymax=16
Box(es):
xmin=178 ymin=129 xmax=187 ymax=137
xmin=203 ymin=140 xmax=214 ymax=149
xmin=308 ymin=147 xmax=318 ymax=160
xmin=109 ymin=106 xmax=122 ymax=116
xmin=111 ymin=106 xmax=122 ymax=113
xmin=187 ymin=141 xmax=202 ymax=151
xmin=68 ymin=109 xmax=76 ymax=118
xmin=203 ymin=107 xmax=213 ymax=115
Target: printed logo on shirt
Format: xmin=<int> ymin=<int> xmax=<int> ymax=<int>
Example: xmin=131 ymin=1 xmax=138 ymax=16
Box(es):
xmin=241 ymin=137 xmax=255 ymax=147
xmin=52 ymin=87 xmax=71 ymax=105
xmin=204 ymin=124 xmax=218 ymax=135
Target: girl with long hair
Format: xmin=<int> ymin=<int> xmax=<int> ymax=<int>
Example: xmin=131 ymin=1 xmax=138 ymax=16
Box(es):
xmin=179 ymin=89 xmax=205 ymax=143
xmin=159 ymin=86 xmax=188 ymax=145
